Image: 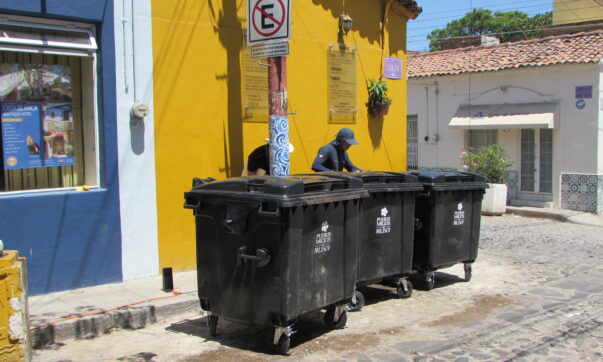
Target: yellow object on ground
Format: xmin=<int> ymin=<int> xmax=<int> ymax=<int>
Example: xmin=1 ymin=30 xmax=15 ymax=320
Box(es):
xmin=0 ymin=250 xmax=31 ymax=361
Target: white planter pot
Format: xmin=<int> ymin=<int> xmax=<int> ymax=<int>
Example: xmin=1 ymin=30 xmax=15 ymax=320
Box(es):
xmin=481 ymin=183 xmax=508 ymax=216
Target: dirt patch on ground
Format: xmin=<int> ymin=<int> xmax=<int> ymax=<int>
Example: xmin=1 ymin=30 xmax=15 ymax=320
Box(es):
xmin=426 ymin=294 xmax=514 ymax=327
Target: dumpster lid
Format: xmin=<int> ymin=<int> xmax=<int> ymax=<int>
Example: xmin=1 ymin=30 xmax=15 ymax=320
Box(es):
xmin=184 ymin=175 xmax=368 ymax=208
xmin=410 ymin=171 xmax=489 ymax=191
xmin=296 ymin=171 xmax=423 ymax=192
xmin=357 ymin=171 xmax=422 ymax=192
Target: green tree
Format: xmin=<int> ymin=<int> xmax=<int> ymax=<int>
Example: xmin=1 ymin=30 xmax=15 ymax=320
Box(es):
xmin=428 ymin=9 xmax=552 ymax=51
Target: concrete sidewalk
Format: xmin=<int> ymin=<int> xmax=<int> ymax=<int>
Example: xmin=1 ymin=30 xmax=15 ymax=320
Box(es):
xmin=29 ymin=270 xmax=200 ymax=348
xmin=27 ymin=207 xmax=603 ymax=348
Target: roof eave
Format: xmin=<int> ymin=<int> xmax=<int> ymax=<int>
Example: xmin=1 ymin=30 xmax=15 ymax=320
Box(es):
xmin=391 ymin=1 xmax=422 ymax=20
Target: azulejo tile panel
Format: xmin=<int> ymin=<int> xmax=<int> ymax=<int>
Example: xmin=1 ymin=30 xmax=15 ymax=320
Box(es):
xmin=560 ymin=173 xmax=603 ymax=214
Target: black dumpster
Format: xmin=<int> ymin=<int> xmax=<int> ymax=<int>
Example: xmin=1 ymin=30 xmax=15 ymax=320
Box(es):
xmin=411 ymin=171 xmax=488 ymax=290
xmin=300 ymin=172 xmax=423 ymax=311
xmin=184 ymin=175 xmax=367 ymax=354
xmin=351 ymin=172 xmax=423 ymax=310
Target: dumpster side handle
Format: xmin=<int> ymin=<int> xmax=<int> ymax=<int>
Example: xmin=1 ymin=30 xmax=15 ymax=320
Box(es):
xmin=237 ymin=247 xmax=271 ymax=268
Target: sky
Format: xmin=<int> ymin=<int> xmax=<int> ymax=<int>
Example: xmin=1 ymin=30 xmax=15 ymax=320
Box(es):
xmin=407 ymin=0 xmax=554 ymax=51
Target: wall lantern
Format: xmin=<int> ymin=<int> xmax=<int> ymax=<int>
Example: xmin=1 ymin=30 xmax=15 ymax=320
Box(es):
xmin=339 ymin=14 xmax=353 ymax=36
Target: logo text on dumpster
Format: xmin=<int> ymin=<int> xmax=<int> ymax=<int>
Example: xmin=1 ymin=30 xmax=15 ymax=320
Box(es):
xmin=453 ymin=203 xmax=465 ymax=226
xmin=376 ymin=207 xmax=391 ymax=234
xmin=314 ymin=221 xmax=332 ymax=254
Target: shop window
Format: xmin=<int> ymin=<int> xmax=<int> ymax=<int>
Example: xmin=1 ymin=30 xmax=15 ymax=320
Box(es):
xmin=0 ymin=17 xmax=98 ymax=192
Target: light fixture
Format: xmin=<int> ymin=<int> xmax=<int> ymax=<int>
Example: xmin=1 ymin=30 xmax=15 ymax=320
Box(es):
xmin=339 ymin=14 xmax=353 ymax=36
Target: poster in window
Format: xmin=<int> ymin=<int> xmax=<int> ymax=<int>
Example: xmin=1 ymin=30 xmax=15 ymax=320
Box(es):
xmin=328 ymin=45 xmax=357 ymax=124
xmin=0 ymin=63 xmax=75 ymax=169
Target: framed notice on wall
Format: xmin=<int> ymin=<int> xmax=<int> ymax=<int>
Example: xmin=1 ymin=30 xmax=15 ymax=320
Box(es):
xmin=327 ymin=44 xmax=357 ymax=124
xmin=242 ymin=47 xmax=269 ymax=123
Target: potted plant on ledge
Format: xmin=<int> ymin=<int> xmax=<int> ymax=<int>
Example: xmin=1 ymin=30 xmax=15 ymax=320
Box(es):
xmin=461 ymin=144 xmax=513 ymax=216
xmin=366 ymin=78 xmax=392 ymax=116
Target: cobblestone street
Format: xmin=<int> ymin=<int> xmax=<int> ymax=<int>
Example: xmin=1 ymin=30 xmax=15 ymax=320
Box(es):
xmin=34 ymin=215 xmax=603 ymax=361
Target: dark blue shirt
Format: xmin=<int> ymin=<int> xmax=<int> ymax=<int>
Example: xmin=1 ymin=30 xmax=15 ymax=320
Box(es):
xmin=312 ymin=140 xmax=360 ymax=172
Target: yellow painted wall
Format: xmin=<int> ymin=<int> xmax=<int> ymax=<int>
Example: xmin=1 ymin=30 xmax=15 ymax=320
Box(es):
xmin=554 ymin=0 xmax=603 ymax=24
xmin=152 ymin=0 xmax=411 ymax=272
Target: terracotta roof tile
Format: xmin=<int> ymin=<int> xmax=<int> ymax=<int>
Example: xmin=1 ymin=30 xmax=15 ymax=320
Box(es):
xmin=408 ymin=31 xmax=603 ymax=78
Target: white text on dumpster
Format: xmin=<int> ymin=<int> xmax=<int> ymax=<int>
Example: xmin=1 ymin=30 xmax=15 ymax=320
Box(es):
xmin=453 ymin=202 xmax=465 ymax=226
xmin=376 ymin=207 xmax=391 ymax=234
xmin=314 ymin=221 xmax=332 ymax=254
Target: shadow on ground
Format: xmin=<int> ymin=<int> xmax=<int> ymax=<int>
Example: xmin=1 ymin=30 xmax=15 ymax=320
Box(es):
xmin=357 ymin=270 xmax=467 ymax=308
xmin=166 ymin=310 xmax=334 ymax=357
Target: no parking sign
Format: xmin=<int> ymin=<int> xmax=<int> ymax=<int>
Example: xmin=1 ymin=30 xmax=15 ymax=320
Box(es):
xmin=247 ymin=0 xmax=291 ymax=45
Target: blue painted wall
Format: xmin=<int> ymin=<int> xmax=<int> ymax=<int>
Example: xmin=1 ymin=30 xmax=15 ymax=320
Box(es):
xmin=0 ymin=0 xmax=122 ymax=295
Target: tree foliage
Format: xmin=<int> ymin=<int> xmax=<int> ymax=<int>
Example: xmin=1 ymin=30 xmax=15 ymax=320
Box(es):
xmin=428 ymin=9 xmax=552 ymax=51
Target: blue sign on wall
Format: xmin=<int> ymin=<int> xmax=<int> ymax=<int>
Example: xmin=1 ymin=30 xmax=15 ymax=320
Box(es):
xmin=575 ymin=86 xmax=592 ymax=99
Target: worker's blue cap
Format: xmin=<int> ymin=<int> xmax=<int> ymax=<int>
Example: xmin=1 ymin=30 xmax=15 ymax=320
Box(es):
xmin=336 ymin=128 xmax=358 ymax=145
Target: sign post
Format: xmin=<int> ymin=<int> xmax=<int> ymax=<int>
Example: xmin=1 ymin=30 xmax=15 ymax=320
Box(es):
xmin=248 ymin=0 xmax=290 ymax=176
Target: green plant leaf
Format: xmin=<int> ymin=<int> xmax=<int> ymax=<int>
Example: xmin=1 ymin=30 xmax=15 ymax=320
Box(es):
xmin=461 ymin=144 xmax=513 ymax=183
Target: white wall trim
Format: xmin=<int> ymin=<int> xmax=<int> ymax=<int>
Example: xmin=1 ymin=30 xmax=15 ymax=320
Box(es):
xmin=114 ymin=0 xmax=159 ymax=279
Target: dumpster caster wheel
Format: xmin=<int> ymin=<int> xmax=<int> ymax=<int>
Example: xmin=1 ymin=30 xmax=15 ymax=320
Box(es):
xmin=346 ymin=290 xmax=365 ymax=312
xmin=464 ymin=264 xmax=472 ymax=282
xmin=396 ymin=280 xmax=413 ymax=299
xmin=267 ymin=333 xmax=290 ymax=355
xmin=207 ymin=315 xmax=218 ymax=336
xmin=324 ymin=306 xmax=347 ymax=329
xmin=266 ymin=328 xmax=291 ymax=355
xmin=423 ymin=273 xmax=435 ymax=290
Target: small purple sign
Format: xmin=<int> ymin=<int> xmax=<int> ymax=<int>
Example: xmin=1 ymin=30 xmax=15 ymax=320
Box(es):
xmin=383 ymin=57 xmax=402 ymax=79
xmin=575 ymin=86 xmax=592 ymax=99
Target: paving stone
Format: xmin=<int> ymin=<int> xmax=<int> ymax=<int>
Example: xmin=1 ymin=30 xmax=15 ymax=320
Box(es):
xmin=468 ymin=352 xmax=492 ymax=360
xmin=497 ymin=311 xmax=525 ymax=323
xmin=392 ymin=340 xmax=453 ymax=355
xmin=529 ymin=288 xmax=567 ymax=298
xmin=370 ymin=353 xmax=405 ymax=362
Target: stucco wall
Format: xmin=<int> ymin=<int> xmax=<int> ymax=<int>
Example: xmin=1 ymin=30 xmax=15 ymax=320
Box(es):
xmin=599 ymin=61 xmax=603 ymax=174
xmin=0 ymin=0 xmax=123 ymax=295
xmin=151 ymin=0 xmax=411 ymax=272
xmin=553 ymin=0 xmax=603 ymax=25
xmin=114 ymin=0 xmax=159 ymax=280
xmin=408 ymin=63 xmax=601 ymax=209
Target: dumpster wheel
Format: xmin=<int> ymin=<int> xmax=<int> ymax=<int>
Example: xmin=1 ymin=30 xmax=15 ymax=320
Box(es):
xmin=346 ymin=290 xmax=365 ymax=312
xmin=265 ymin=328 xmax=291 ymax=355
xmin=419 ymin=272 xmax=435 ymax=290
xmin=396 ymin=279 xmax=413 ymax=298
xmin=324 ymin=306 xmax=347 ymax=329
xmin=207 ymin=314 xmax=218 ymax=336
xmin=464 ymin=263 xmax=472 ymax=282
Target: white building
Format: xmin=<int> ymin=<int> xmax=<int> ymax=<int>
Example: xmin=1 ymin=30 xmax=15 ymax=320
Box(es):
xmin=407 ymin=31 xmax=603 ymax=213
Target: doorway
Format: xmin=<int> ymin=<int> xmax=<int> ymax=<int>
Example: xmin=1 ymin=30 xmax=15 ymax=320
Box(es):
xmin=520 ymin=129 xmax=553 ymax=197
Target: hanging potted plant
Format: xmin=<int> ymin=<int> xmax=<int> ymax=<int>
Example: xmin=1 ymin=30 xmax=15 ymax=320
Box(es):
xmin=366 ymin=78 xmax=392 ymax=116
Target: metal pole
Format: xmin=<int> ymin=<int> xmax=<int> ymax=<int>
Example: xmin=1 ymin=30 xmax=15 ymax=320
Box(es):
xmin=267 ymin=56 xmax=289 ymax=176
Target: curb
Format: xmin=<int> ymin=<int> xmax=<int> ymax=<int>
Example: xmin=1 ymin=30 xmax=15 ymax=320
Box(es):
xmin=505 ymin=207 xmax=569 ymax=223
xmin=31 ymin=295 xmax=200 ymax=348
